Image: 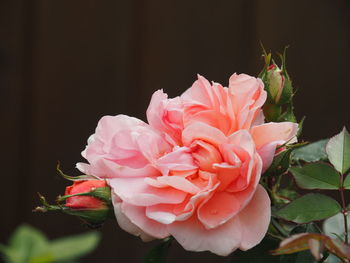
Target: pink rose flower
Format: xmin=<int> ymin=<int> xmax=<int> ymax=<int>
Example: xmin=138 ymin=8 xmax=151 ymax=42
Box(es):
xmin=77 ymin=73 xmax=298 ymax=256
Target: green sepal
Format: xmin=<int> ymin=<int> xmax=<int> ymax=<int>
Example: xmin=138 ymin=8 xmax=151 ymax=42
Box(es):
xmin=258 ymin=43 xmax=272 ymax=79
xmin=57 ymin=186 xmax=112 ymax=205
xmin=33 ymin=193 xmax=64 ymax=212
xmin=296 ymin=117 xmax=305 ymax=138
xmin=277 ymin=47 xmax=294 ymax=106
xmin=63 ymin=208 xmax=113 ymax=227
xmin=56 ymin=162 xmax=97 ymax=181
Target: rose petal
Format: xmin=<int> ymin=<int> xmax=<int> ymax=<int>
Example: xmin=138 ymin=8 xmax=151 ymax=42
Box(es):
xmin=146 ymin=204 xmax=177 ymax=224
xmin=156 ymin=146 xmax=197 ymax=176
xmin=182 ymin=122 xmax=226 ymax=147
xmin=182 ymin=75 xmax=225 ymax=109
xmin=147 ymin=90 xmax=183 ymax=146
xmin=157 ymin=176 xmax=201 ymax=195
xmin=167 ymin=214 xmax=242 ymax=256
xmin=257 ymin=141 xmax=284 ymax=172
xmin=197 ymin=191 xmax=241 ymax=229
xmin=228 ymin=73 xmax=266 ymax=114
xmin=112 ymin=195 xmax=154 ymax=241
xmin=108 ymin=177 xmax=187 ymax=206
xmin=213 ymin=163 xmax=241 ymax=191
xmin=228 ymin=73 xmax=266 ymax=130
xmin=238 ymin=185 xmax=271 ymax=250
xmin=121 ymin=202 xmax=170 ymax=239
xmin=82 ymin=158 xmax=159 ymax=178
xmin=251 ymin=122 xmax=298 ymax=149
xmin=95 ymin=115 xmax=145 ymax=142
xmin=191 ymin=140 xmax=222 ymax=172
xmin=227 ymin=129 xmax=256 ymax=157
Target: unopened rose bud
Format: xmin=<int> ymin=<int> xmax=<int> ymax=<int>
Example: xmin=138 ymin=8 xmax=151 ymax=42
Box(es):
xmin=35 ymin=179 xmax=113 ymax=227
xmin=259 ymin=47 xmax=296 ymax=122
xmin=266 ymin=64 xmax=284 ymax=104
xmin=262 ymin=62 xmax=293 ymax=105
xmin=61 ymin=180 xmax=113 ymax=226
xmin=65 ymin=180 xmax=109 ymax=209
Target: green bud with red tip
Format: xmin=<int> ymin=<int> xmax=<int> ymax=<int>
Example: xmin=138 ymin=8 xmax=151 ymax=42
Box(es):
xmin=259 ymin=46 xmax=296 ymax=123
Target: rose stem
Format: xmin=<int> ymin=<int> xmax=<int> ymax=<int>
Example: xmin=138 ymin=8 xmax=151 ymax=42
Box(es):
xmin=339 ymin=171 xmax=348 ymax=244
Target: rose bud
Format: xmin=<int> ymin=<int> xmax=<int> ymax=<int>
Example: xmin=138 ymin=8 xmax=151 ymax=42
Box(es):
xmin=263 ymin=63 xmax=293 ymax=105
xmin=259 ymin=47 xmax=293 ymax=106
xmin=60 ymin=180 xmax=114 ymax=227
xmin=259 ymin=47 xmax=295 ymax=122
xmin=65 ymin=180 xmax=108 ymax=209
xmin=265 ymin=64 xmax=284 ymax=104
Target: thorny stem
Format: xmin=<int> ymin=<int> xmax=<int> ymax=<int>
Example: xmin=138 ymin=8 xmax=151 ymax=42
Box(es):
xmin=339 ymin=172 xmax=349 ymax=244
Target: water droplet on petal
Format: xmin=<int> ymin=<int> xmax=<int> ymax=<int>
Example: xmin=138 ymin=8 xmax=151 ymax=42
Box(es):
xmin=210 ymin=209 xmax=218 ymax=215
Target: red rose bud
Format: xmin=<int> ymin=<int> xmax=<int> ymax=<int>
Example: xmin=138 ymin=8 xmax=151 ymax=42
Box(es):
xmin=65 ymin=180 xmax=108 ymax=209
xmin=61 ymin=180 xmax=113 ymax=227
xmin=34 ymin=179 xmax=114 ymax=228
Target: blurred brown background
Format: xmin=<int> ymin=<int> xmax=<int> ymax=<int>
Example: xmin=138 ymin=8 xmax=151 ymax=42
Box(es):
xmin=1 ymin=0 xmax=349 ymax=262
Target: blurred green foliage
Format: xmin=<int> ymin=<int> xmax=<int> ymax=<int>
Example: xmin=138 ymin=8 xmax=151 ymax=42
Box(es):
xmin=0 ymin=224 xmax=101 ymax=263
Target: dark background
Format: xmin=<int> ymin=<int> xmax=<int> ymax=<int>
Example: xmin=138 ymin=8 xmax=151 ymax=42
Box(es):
xmin=1 ymin=0 xmax=349 ymax=262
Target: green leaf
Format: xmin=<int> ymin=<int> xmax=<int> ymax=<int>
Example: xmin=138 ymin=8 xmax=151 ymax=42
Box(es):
xmin=344 ymin=174 xmax=350 ymax=189
xmin=144 ymin=237 xmax=172 ymax=263
xmin=290 ymin=163 xmax=340 ymax=190
xmin=326 ymin=127 xmax=350 ymax=174
xmin=49 ymin=231 xmax=101 ymax=262
xmin=29 ymin=254 xmax=54 ymax=263
xmin=291 ymin=139 xmax=328 ymax=162
xmin=6 ymin=224 xmax=50 ymax=263
xmin=230 ymin=235 xmax=280 ymax=262
xmin=0 ymin=245 xmax=19 ymax=263
xmin=323 ymin=212 xmax=350 ymax=241
xmin=275 ymin=193 xmax=341 ymax=223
